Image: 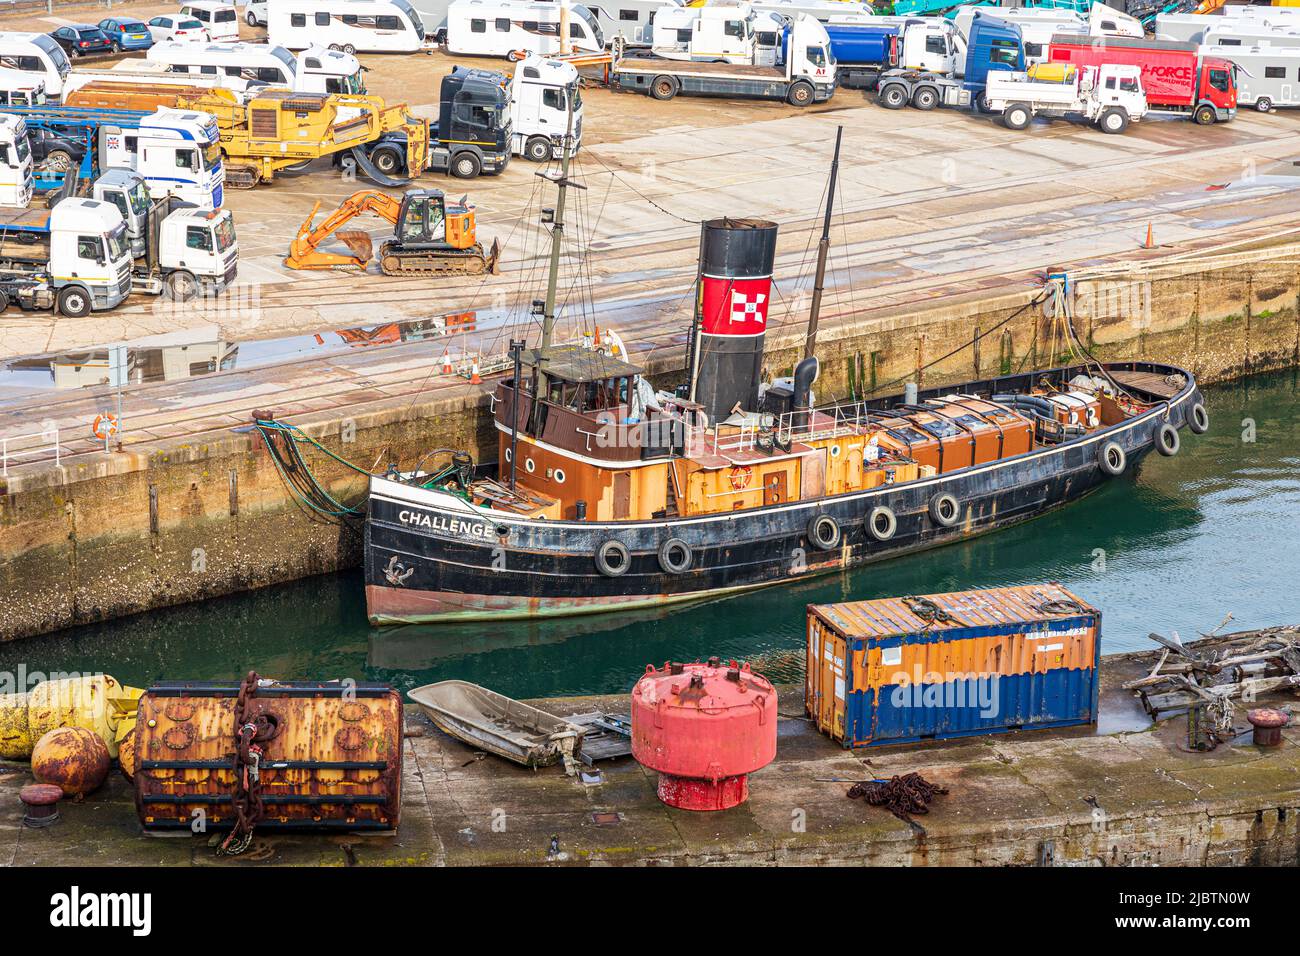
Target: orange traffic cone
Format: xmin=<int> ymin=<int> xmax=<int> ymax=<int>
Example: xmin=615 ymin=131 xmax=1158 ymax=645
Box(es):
xmin=1144 ymin=222 xmax=1154 ymax=249
xmin=470 ymin=359 xmax=482 ymax=385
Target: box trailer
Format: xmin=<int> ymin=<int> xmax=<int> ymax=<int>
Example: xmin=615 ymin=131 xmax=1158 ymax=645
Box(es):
xmin=805 ymin=584 xmax=1101 ymax=748
xmin=1047 ymin=33 xmax=1237 ymax=123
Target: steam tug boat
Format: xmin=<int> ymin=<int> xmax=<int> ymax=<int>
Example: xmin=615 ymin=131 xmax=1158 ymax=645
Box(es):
xmin=363 ymin=138 xmax=1209 ymax=624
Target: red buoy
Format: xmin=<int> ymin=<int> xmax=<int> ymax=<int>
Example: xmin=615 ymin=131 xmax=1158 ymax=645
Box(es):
xmin=631 ymin=658 xmax=777 ymax=811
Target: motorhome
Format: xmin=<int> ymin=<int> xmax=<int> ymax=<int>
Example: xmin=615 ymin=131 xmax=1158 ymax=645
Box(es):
xmin=1203 ymin=26 xmax=1300 ymax=49
xmin=0 ymin=32 xmax=73 ymax=96
xmin=445 ymin=0 xmax=604 ymax=58
xmin=268 ymin=0 xmax=429 ymax=52
xmin=749 ymin=0 xmax=874 ymax=24
xmin=509 ymin=55 xmax=582 ymax=159
xmin=179 ymin=2 xmax=242 ymax=42
xmin=582 ymin=0 xmax=681 ymax=46
xmin=145 ymin=41 xmax=365 ymax=92
xmin=1205 ymin=42 xmax=1300 ymax=111
xmin=0 ymin=68 xmax=47 ymax=107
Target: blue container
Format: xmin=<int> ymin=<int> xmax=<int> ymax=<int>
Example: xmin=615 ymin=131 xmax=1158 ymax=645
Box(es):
xmin=825 ymin=23 xmax=897 ymax=67
xmin=805 ymin=584 xmax=1101 ymax=748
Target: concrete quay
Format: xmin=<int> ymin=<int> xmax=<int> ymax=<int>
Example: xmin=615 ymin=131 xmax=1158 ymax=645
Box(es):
xmin=3 ymin=641 xmax=1299 ymax=867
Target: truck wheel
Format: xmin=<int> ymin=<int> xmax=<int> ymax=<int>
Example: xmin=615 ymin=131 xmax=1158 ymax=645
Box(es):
xmin=1256 ymin=97 xmax=1273 ymax=113
xmin=911 ymin=86 xmax=938 ymax=110
xmin=878 ymin=84 xmax=908 ymax=109
xmin=451 ymin=152 xmax=481 ymax=179
xmin=56 ymin=286 xmax=91 ymax=318
xmin=524 ymin=136 xmax=552 ymax=162
xmin=787 ymin=81 xmax=814 ymax=107
xmin=0 ymin=290 xmax=9 ymax=313
xmin=371 ymin=146 xmax=404 ymax=175
xmin=974 ymin=91 xmax=993 ymax=114
xmin=43 ymin=150 xmax=73 ymax=174
xmin=650 ymin=75 xmax=678 ymax=100
xmin=246 ymin=10 xmax=257 ymax=25
xmin=1098 ymin=108 xmax=1129 ymax=135
xmin=1002 ymin=103 xmax=1032 ymax=130
xmin=164 ymin=270 xmax=198 ymax=302
xmin=1193 ymin=104 xmax=1217 ymax=126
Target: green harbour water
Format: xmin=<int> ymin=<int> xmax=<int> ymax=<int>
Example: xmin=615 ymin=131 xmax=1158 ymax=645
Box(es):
xmin=3 ymin=370 xmax=1298 ymax=700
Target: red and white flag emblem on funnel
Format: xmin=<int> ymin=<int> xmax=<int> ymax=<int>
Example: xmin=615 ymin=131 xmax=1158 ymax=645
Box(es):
xmin=701 ymin=276 xmax=771 ymax=336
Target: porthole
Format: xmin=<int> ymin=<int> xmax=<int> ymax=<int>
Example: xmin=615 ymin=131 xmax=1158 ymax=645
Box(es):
xmin=525 ymin=457 xmax=535 ymax=474
xmin=830 ymin=444 xmax=841 ymax=458
xmin=504 ymin=447 xmax=513 ymax=463
xmin=554 ymin=468 xmax=567 ymax=484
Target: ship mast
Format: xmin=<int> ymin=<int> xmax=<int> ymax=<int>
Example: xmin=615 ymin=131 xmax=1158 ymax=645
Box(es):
xmin=803 ymin=125 xmax=843 ymax=362
xmin=539 ymin=91 xmax=580 ymax=356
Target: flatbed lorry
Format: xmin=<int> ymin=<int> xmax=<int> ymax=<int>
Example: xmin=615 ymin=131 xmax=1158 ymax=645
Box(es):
xmin=985 ymin=62 xmax=1148 ymax=133
xmin=613 ymin=12 xmax=836 ymax=106
xmin=0 ymin=198 xmax=133 ymax=316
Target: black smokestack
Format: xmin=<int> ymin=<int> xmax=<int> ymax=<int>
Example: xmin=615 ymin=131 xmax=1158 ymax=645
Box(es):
xmin=692 ymin=217 xmax=778 ymax=423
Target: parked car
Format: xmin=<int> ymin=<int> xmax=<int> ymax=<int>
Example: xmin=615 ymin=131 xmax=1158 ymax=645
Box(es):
xmin=27 ymin=126 xmax=88 ymax=174
xmin=145 ymin=16 xmax=209 ymax=43
xmin=244 ymin=1 xmax=268 ymax=27
xmin=47 ymin=24 xmax=113 ymax=58
xmin=98 ymin=17 xmax=156 ymax=52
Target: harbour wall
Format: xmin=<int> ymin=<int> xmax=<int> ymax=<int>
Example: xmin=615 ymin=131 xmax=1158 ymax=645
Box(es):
xmin=2 ymin=245 xmax=1298 ymax=642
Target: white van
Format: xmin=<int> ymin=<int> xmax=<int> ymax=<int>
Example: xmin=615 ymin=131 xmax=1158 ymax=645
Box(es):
xmin=179 ymin=2 xmax=242 ymax=43
xmin=446 ymin=0 xmax=604 ymax=59
xmin=0 ymin=32 xmax=72 ymax=96
xmin=268 ymin=0 xmax=428 ymax=52
xmin=145 ymin=40 xmax=364 ymax=92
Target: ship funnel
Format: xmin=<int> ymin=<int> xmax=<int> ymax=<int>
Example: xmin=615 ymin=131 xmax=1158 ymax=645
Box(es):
xmin=692 ymin=217 xmax=779 ymax=422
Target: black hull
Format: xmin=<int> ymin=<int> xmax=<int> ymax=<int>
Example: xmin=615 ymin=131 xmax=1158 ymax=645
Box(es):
xmin=364 ymin=362 xmax=1204 ymax=622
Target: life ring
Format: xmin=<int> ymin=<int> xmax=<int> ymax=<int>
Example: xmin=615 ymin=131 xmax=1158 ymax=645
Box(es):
xmin=1188 ymin=401 xmax=1209 ymax=435
xmin=928 ymin=492 xmax=961 ymax=528
xmin=807 ymin=514 xmax=841 ymax=551
xmin=729 ymin=466 xmax=752 ymax=491
xmin=1098 ymin=440 xmax=1127 ymax=476
xmin=595 ymin=540 xmax=631 ymax=577
xmin=1155 ymin=422 xmax=1180 ymax=457
xmin=657 ymin=537 xmax=693 ymax=574
xmin=867 ymin=505 xmax=897 ymax=542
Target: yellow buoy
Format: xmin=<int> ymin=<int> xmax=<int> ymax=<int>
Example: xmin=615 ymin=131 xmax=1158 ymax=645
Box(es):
xmin=0 ymin=675 xmax=142 ymax=760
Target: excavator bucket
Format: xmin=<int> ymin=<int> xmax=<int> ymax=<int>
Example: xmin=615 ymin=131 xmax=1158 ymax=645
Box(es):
xmin=487 ymin=238 xmax=502 ymax=276
xmin=336 ymin=231 xmax=375 ymax=263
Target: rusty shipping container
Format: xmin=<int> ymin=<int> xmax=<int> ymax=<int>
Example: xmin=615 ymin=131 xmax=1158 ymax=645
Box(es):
xmin=133 ymin=679 xmax=402 ymax=831
xmin=805 ymin=585 xmax=1100 ymax=748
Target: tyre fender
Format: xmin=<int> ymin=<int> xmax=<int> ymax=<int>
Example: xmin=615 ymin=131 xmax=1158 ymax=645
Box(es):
xmin=595 ymin=539 xmax=631 ymax=577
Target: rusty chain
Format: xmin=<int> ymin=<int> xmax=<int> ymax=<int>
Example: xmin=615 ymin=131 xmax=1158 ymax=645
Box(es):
xmin=847 ymin=772 xmax=949 ymax=826
xmin=217 ymin=671 xmax=280 ymax=857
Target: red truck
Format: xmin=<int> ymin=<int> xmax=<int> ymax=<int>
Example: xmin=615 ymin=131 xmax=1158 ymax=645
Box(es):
xmin=1047 ymin=35 xmax=1237 ymax=124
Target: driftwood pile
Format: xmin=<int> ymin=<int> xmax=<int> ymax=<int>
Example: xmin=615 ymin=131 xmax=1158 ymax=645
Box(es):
xmin=1126 ymin=625 xmax=1300 ymax=720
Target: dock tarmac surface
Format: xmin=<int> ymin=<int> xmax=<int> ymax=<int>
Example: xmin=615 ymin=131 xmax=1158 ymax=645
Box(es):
xmin=2 ymin=641 xmax=1298 ymax=867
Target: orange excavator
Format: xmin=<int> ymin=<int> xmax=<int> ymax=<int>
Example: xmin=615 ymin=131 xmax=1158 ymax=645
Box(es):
xmin=285 ymin=188 xmax=501 ymax=275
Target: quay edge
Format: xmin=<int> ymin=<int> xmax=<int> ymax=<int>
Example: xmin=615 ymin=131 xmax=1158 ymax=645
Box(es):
xmin=2 ymin=244 xmax=1300 ymax=641
xmin=2 ymin=642 xmax=1300 ymax=866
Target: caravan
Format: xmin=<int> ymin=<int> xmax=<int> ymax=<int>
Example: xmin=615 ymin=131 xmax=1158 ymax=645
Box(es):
xmin=445 ymin=0 xmax=605 ymax=59
xmin=268 ymin=0 xmax=429 ymax=52
xmin=652 ymin=3 xmax=785 ymax=65
xmin=0 ymin=32 xmax=72 ymax=96
xmin=144 ymin=41 xmax=365 ymax=92
xmin=582 ymin=0 xmax=680 ymax=47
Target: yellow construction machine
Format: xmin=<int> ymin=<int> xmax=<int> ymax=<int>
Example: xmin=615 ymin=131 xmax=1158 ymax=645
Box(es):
xmin=286 ymin=188 xmax=501 ymax=276
xmin=64 ymin=82 xmax=429 ymax=188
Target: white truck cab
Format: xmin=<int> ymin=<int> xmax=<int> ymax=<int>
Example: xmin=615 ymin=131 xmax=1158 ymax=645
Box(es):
xmin=90 ymin=168 xmax=238 ymax=299
xmin=47 ymin=198 xmax=134 ymax=314
xmin=98 ymin=107 xmax=226 ymax=210
xmin=510 ymin=56 xmax=582 ymax=161
xmin=654 ymin=2 xmax=761 ymax=64
xmin=0 ymin=114 xmax=34 ymax=207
